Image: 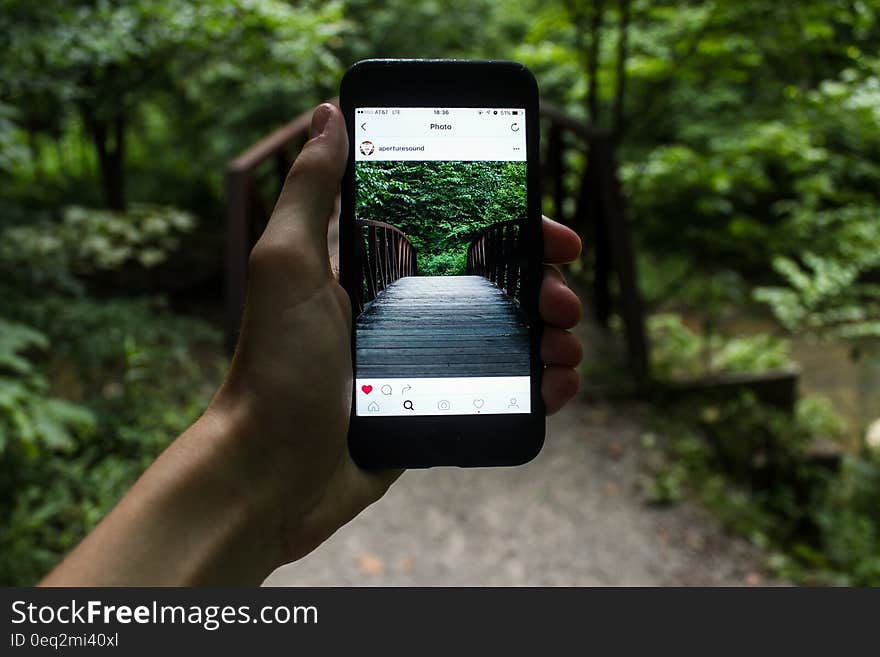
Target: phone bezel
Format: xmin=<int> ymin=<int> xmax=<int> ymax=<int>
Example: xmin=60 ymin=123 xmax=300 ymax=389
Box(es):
xmin=340 ymin=59 xmax=545 ymax=468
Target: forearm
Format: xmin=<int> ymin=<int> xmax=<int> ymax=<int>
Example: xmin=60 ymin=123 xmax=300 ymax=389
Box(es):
xmin=41 ymin=407 xmax=284 ymax=586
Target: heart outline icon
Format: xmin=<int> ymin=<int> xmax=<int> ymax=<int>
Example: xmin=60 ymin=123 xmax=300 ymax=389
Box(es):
xmin=473 ymin=399 xmax=485 ymax=409
xmin=361 ymin=385 xmax=373 ymax=395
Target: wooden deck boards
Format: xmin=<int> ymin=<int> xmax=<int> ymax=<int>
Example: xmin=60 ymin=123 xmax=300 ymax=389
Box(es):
xmin=356 ymin=275 xmax=530 ymax=378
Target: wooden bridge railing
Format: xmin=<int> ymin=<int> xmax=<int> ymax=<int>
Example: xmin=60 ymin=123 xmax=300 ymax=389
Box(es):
xmin=466 ymin=219 xmax=524 ymax=304
xmin=356 ymin=218 xmax=417 ymax=313
xmin=540 ymin=102 xmax=649 ymax=383
xmin=226 ymin=98 xmax=650 ymax=383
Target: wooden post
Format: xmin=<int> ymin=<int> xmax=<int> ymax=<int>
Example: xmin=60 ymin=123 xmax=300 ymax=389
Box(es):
xmin=591 ymin=171 xmax=613 ymax=328
xmin=592 ymin=135 xmax=650 ymax=382
xmin=367 ymin=228 xmax=379 ymax=301
xmin=574 ymin=145 xmax=612 ymax=327
xmin=547 ymin=124 xmax=566 ymax=222
xmin=225 ymin=168 xmax=250 ymax=353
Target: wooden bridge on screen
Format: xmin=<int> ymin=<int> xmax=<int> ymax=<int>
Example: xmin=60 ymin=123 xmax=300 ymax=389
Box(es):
xmin=225 ymin=100 xmax=650 ymax=383
xmin=354 ymin=219 xmax=529 ymax=378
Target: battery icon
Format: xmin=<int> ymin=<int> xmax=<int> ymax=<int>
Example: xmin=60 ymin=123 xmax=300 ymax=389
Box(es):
xmin=512 ymin=110 xmax=519 ymax=115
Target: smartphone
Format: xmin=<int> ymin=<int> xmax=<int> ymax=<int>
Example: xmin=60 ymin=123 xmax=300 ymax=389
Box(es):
xmin=340 ymin=59 xmax=544 ymax=468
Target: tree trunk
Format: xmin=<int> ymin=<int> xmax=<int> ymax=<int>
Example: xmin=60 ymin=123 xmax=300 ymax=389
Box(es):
xmin=587 ymin=0 xmax=605 ymax=127
xmin=80 ymin=104 xmax=127 ymax=211
xmin=612 ymin=0 xmax=631 ymax=142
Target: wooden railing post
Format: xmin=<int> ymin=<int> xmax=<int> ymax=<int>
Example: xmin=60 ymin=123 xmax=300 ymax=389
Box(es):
xmin=223 ymin=102 xmax=331 ymax=352
xmin=466 ymin=219 xmax=525 ymax=305
xmin=225 ymin=168 xmax=250 ymax=352
xmin=574 ymin=146 xmax=612 ymax=328
xmin=356 ymin=219 xmax=417 ymax=307
xmin=547 ymin=123 xmax=566 ymax=223
xmin=591 ymin=135 xmax=650 ymax=382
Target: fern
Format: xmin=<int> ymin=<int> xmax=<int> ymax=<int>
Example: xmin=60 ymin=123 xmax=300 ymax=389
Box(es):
xmin=0 ymin=318 xmax=94 ymax=457
xmin=754 ymin=252 xmax=880 ymax=340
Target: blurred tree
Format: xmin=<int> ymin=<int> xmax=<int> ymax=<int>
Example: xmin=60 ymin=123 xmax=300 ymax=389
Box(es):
xmin=513 ymin=0 xmax=879 ymax=134
xmin=506 ymin=0 xmax=880 ymax=299
xmin=336 ymin=0 xmax=524 ymax=62
xmin=0 ymin=0 xmax=344 ymax=211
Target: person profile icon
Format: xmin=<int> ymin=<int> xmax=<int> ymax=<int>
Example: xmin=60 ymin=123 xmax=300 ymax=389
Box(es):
xmin=359 ymin=141 xmax=375 ymax=156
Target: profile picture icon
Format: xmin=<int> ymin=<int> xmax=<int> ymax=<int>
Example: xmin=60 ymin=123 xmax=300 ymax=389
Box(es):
xmin=359 ymin=141 xmax=375 ymax=156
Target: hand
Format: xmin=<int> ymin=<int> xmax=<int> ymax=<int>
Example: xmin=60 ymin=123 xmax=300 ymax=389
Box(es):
xmin=41 ymin=103 xmax=583 ymax=586
xmin=214 ymin=102 xmax=583 ymax=565
xmin=540 ymin=216 xmax=583 ymax=413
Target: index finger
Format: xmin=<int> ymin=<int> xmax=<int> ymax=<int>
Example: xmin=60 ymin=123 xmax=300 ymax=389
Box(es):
xmin=543 ymin=215 xmax=582 ymax=264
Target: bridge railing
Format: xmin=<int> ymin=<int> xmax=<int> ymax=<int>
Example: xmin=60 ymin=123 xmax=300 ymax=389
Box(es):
xmin=466 ymin=219 xmax=524 ymax=304
xmin=356 ymin=218 xmax=417 ymax=313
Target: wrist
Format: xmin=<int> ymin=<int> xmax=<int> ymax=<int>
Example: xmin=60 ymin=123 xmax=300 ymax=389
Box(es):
xmin=207 ymin=361 xmax=361 ymax=559
xmin=196 ymin=397 xmax=290 ymax=563
xmin=43 ymin=399 xmax=289 ymax=586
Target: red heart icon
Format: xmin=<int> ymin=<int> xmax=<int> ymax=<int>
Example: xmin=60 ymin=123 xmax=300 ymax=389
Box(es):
xmin=361 ymin=385 xmax=373 ymax=395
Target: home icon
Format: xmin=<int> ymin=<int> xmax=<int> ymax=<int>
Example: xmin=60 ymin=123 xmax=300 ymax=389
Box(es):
xmin=367 ymin=402 xmax=380 ymax=412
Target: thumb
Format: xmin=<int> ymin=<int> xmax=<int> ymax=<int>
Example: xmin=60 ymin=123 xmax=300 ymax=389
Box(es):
xmin=256 ymin=103 xmax=349 ymax=277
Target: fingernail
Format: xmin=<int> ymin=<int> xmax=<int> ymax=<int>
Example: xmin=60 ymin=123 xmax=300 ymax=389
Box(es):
xmin=309 ymin=104 xmax=333 ymax=139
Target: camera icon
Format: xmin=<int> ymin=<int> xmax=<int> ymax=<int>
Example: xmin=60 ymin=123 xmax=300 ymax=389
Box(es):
xmin=437 ymin=399 xmax=451 ymax=411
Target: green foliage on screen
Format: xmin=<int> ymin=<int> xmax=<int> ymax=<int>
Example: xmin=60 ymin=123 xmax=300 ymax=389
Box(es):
xmin=355 ymin=161 xmax=526 ymax=275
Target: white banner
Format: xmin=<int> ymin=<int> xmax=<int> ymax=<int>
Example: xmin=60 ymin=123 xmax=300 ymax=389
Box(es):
xmin=355 ymin=376 xmax=531 ymax=417
xmin=355 ymin=107 xmax=526 ymax=162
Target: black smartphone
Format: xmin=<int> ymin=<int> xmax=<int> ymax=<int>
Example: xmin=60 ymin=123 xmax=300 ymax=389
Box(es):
xmin=340 ymin=59 xmax=544 ymax=468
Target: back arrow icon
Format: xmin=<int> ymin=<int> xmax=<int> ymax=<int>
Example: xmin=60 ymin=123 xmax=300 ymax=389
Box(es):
xmin=360 ymin=122 xmax=367 ymax=131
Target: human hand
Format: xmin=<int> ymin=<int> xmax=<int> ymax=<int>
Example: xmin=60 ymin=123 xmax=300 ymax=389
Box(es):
xmin=40 ymin=103 xmax=582 ymax=586
xmin=211 ymin=103 xmax=583 ymax=566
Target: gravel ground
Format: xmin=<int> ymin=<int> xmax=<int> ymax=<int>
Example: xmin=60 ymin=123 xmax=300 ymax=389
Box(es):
xmin=264 ymin=399 xmax=771 ymax=586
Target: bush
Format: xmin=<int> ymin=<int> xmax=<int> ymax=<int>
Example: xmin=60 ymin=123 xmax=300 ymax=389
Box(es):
xmin=755 ymin=252 xmax=880 ymax=341
xmin=648 ymin=312 xmax=791 ymax=380
xmin=1 ymin=204 xmax=196 ymax=278
xmin=646 ymin=392 xmax=880 ymax=585
xmin=0 ymin=201 xmax=220 ymax=584
xmin=622 ymin=64 xmax=880 ymax=280
xmin=0 ymin=318 xmax=94 ymax=584
xmin=0 ymin=300 xmax=222 ymax=585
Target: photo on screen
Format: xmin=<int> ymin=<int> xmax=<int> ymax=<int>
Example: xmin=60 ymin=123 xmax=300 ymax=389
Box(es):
xmin=353 ymin=160 xmax=530 ymax=381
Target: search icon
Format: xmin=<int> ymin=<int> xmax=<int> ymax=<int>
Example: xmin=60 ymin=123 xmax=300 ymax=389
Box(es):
xmin=403 ymin=400 xmax=414 ymax=411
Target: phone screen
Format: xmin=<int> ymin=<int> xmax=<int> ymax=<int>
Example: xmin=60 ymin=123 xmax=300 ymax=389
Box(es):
xmin=353 ymin=107 xmax=530 ymax=417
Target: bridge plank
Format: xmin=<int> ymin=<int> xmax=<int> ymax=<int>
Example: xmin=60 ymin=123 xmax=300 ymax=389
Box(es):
xmin=356 ymin=275 xmax=530 ymax=378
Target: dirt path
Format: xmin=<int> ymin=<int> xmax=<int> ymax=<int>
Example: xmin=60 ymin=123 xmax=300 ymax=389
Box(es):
xmin=264 ymin=399 xmax=771 ymax=586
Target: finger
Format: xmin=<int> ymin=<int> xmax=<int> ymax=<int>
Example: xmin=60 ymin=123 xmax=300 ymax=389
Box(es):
xmin=328 ymin=192 xmax=341 ymax=279
xmin=257 ymin=104 xmax=349 ymax=271
xmin=542 ymin=366 xmax=580 ymax=415
xmin=541 ymin=327 xmax=583 ymax=367
xmin=543 ymin=216 xmax=581 ymax=264
xmin=540 ymin=266 xmax=582 ymax=329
